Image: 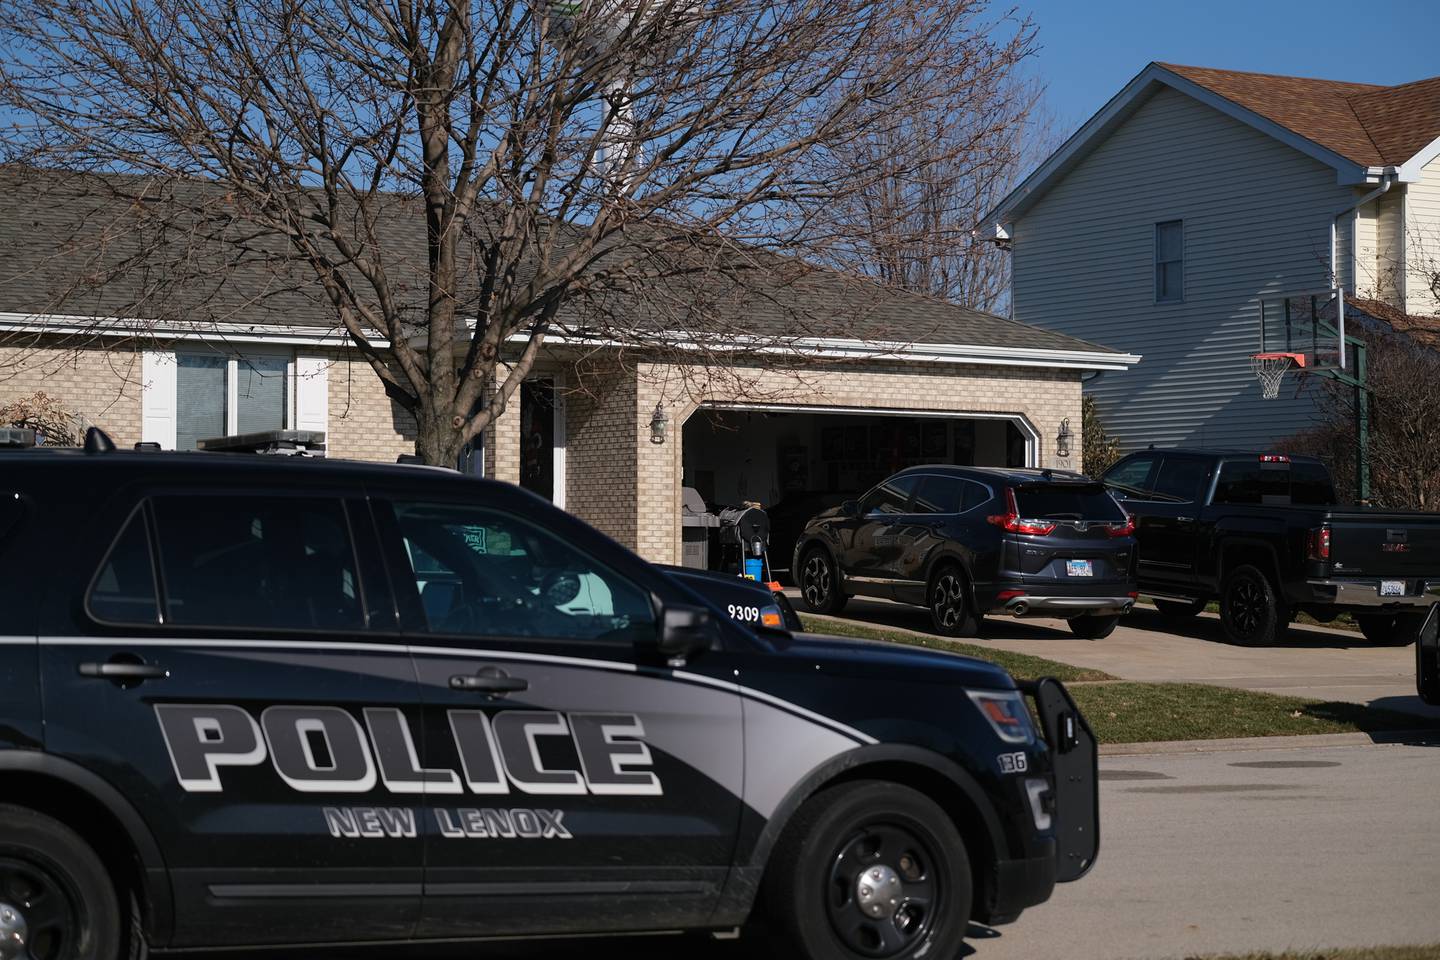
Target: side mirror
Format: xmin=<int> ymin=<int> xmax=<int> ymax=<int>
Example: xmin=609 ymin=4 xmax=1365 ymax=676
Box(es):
xmin=840 ymin=499 xmax=860 ymax=518
xmin=653 ymin=604 xmax=717 ymax=665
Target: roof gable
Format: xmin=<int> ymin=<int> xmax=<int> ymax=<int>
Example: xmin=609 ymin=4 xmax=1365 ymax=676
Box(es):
xmin=986 ymin=62 xmax=1440 ymax=232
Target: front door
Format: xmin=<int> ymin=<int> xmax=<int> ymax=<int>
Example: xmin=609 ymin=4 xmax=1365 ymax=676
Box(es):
xmin=374 ymin=496 xmax=744 ymax=939
xmin=40 ymin=490 xmax=423 ymax=947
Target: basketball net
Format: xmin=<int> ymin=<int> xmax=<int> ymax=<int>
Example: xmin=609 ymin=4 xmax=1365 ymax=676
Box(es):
xmin=1250 ymin=352 xmax=1304 ymax=400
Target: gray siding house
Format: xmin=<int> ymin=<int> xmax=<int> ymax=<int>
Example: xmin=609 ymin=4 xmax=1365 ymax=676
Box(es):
xmin=984 ymin=62 xmax=1440 ymax=451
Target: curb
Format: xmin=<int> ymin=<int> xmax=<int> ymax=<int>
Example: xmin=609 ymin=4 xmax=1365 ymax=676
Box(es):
xmin=1099 ymin=729 xmax=1440 ymax=756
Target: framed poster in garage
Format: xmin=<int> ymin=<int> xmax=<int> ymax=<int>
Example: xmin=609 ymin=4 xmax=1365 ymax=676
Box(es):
xmin=780 ymin=446 xmax=808 ymax=491
xmin=922 ymin=421 xmax=947 ymax=458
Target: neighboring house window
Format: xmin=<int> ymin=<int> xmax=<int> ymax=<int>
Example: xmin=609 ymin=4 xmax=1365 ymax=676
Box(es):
xmin=142 ymin=349 xmax=329 ymax=451
xmin=1155 ymin=220 xmax=1184 ymax=303
xmin=176 ymin=352 xmax=288 ymax=450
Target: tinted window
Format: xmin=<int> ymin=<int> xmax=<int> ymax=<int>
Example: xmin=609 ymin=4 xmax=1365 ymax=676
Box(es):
xmin=961 ymin=481 xmax=992 ymax=513
xmin=1013 ymin=484 xmax=1126 ymax=521
xmin=911 ymin=476 xmax=964 ymax=514
xmin=152 ymin=497 xmax=364 ymax=630
xmin=88 ymin=507 xmax=160 ymax=624
xmin=393 ymin=502 xmax=654 ymax=645
xmin=1213 ymin=461 xmax=1289 ymax=505
xmin=1153 ymin=457 xmax=1210 ymax=502
xmin=0 ymin=492 xmax=22 ymax=543
xmin=859 ymin=476 xmax=917 ymax=516
xmin=1104 ymin=456 xmax=1158 ymax=497
xmin=1291 ymin=462 xmax=1337 ymax=506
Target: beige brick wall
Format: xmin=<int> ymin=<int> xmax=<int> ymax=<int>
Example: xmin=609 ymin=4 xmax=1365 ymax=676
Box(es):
xmin=0 ymin=339 xmax=419 ymax=460
xmin=564 ymin=359 xmax=1083 ymax=563
xmin=0 ymin=340 xmax=144 ymax=446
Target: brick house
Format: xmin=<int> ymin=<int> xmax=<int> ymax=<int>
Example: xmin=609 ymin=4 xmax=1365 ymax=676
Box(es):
xmin=0 ymin=172 xmax=1137 ymax=565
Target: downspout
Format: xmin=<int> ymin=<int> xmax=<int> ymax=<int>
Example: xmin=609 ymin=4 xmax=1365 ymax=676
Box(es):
xmin=1331 ymin=174 xmax=1394 ymax=293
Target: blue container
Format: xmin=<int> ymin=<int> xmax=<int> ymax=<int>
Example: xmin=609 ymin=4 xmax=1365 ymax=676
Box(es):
xmin=743 ymin=558 xmax=764 ymax=582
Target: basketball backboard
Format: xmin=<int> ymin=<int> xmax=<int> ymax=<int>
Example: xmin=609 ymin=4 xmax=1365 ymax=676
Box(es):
xmin=1258 ymin=288 xmax=1346 ymax=371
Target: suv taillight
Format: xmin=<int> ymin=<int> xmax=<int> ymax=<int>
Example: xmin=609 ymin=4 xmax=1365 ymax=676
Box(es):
xmin=988 ymin=488 xmax=1057 ymax=536
xmin=1308 ymin=525 xmax=1331 ymax=561
xmin=1106 ymin=515 xmax=1136 ymax=538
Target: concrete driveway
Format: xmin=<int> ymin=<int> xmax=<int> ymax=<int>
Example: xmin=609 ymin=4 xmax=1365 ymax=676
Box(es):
xmin=794 ymin=593 xmax=1440 ymax=721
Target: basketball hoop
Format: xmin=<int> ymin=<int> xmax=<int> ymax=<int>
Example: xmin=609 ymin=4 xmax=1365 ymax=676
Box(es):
xmin=1251 ymin=352 xmax=1305 ymax=400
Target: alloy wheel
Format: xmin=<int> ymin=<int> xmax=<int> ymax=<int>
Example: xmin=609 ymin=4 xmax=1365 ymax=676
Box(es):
xmin=932 ymin=574 xmax=966 ymax=628
xmin=803 ymin=554 xmax=832 ymax=609
xmin=1227 ymin=576 xmax=1264 ymax=637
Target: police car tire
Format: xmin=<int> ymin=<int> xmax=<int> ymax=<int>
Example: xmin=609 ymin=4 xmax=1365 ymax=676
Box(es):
xmin=762 ymin=780 xmax=971 ymax=960
xmin=0 ymin=803 xmax=122 ymax=960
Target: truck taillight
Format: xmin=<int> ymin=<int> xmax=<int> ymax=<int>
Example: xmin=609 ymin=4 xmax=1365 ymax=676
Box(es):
xmin=1308 ymin=525 xmax=1331 ymax=561
xmin=987 ymin=488 xmax=1056 ymax=536
xmin=1260 ymin=454 xmax=1291 ymax=463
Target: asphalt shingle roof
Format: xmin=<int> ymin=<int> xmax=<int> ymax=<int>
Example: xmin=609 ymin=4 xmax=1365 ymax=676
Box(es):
xmin=1161 ymin=63 xmax=1440 ymax=168
xmin=0 ymin=167 xmax=1118 ymax=356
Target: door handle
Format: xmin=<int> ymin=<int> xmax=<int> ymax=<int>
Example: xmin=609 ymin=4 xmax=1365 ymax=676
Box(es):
xmin=450 ymin=667 xmax=528 ymax=694
xmin=78 ymin=661 xmax=169 ymax=680
xmin=1177 ymin=517 xmax=1194 ymax=523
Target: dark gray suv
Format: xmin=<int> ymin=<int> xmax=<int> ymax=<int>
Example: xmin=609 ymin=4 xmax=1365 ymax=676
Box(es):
xmin=792 ymin=466 xmax=1139 ymax=639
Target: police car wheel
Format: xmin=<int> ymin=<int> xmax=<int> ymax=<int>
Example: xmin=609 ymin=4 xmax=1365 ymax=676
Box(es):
xmin=763 ymin=781 xmax=971 ymax=960
xmin=800 ymin=548 xmax=847 ymax=615
xmin=0 ymin=804 xmax=121 ymax=960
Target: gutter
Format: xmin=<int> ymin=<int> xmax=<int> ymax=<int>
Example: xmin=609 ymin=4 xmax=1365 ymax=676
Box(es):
xmin=1331 ymin=174 xmax=1394 ymax=295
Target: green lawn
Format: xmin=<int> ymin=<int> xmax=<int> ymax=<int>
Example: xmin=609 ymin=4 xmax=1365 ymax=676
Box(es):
xmin=799 ymin=615 xmax=1439 ymax=744
xmin=1181 ymin=948 xmax=1440 ymax=960
xmin=1070 ymin=682 xmax=1436 ymax=744
xmin=798 ymin=614 xmax=1114 ymax=683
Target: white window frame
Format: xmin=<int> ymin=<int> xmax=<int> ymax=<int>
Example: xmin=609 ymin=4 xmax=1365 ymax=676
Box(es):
xmin=1155 ymin=219 xmax=1185 ymax=304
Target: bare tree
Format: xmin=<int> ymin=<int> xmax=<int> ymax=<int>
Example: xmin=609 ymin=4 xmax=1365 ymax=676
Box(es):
xmin=796 ymin=27 xmax=1045 ymax=312
xmin=0 ymin=0 xmax=1032 ymax=465
xmin=1284 ymin=327 xmax=1440 ymax=509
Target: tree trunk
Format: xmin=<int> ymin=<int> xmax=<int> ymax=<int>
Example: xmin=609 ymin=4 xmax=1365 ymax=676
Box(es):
xmin=415 ymin=408 xmax=465 ymax=469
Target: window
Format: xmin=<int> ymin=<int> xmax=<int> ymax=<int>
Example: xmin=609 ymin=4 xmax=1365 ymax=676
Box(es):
xmin=175 ymin=351 xmax=289 ymax=450
xmin=859 ymin=476 xmax=917 ymax=516
xmin=1104 ymin=456 xmax=1158 ymax=498
xmin=152 ymin=497 xmax=364 ymax=630
xmin=393 ymin=502 xmax=654 ymax=645
xmin=1291 ymin=462 xmax=1337 ymax=506
xmin=1013 ymin=484 xmax=1126 ymax=521
xmin=88 ymin=507 xmax=160 ymax=624
xmin=1213 ymin=461 xmax=1289 ymax=506
xmin=1152 ymin=456 xmax=1210 ymax=502
xmin=911 ymin=476 xmax=963 ymax=514
xmin=1155 ymin=220 xmax=1184 ymax=303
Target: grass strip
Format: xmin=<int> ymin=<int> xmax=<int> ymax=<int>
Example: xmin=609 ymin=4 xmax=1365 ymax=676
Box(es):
xmin=1179 ymin=947 xmax=1440 ymax=960
xmin=798 ymin=614 xmax=1114 ymax=683
xmin=1071 ymin=682 xmax=1438 ymax=744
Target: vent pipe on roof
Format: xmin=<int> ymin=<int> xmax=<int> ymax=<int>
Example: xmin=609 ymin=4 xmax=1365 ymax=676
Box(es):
xmin=1331 ymin=174 xmax=1393 ymax=295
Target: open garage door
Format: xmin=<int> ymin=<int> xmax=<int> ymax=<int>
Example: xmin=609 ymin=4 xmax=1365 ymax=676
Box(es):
xmin=681 ymin=405 xmax=1034 ymax=577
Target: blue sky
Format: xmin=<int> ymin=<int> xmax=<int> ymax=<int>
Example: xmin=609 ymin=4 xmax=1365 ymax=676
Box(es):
xmin=1021 ymin=0 xmax=1440 ymax=136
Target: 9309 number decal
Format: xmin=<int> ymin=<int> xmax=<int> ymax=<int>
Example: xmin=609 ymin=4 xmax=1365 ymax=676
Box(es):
xmin=727 ymin=604 xmax=761 ymax=623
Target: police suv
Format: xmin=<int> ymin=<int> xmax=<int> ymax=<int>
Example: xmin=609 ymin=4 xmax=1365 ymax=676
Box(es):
xmin=0 ymin=436 xmax=1097 ymax=959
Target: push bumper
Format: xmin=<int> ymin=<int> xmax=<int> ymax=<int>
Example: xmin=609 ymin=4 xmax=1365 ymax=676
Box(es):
xmin=984 ymin=851 xmax=1057 ymax=925
xmin=1002 ymin=594 xmax=1135 ymax=617
xmin=1306 ymin=579 xmax=1440 ymax=609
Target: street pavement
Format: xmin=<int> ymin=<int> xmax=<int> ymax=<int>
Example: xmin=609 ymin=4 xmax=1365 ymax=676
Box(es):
xmin=797 ymin=593 xmax=1440 ymax=721
xmin=216 ymin=741 xmax=1440 ymax=960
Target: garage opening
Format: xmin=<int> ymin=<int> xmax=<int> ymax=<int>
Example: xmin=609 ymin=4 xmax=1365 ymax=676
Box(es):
xmin=681 ymin=406 xmax=1034 ymax=577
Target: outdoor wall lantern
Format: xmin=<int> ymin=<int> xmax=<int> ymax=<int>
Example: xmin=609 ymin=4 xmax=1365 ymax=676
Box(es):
xmin=649 ymin=401 xmax=669 ymax=444
xmin=1056 ymin=418 xmax=1072 ymax=459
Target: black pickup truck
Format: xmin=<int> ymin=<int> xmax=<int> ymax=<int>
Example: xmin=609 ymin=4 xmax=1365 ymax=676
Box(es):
xmin=1101 ymin=450 xmax=1440 ymax=646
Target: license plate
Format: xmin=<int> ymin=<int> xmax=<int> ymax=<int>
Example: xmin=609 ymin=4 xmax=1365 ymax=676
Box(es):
xmin=1066 ymin=560 xmax=1093 ymax=577
xmin=1380 ymin=580 xmax=1406 ymax=597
